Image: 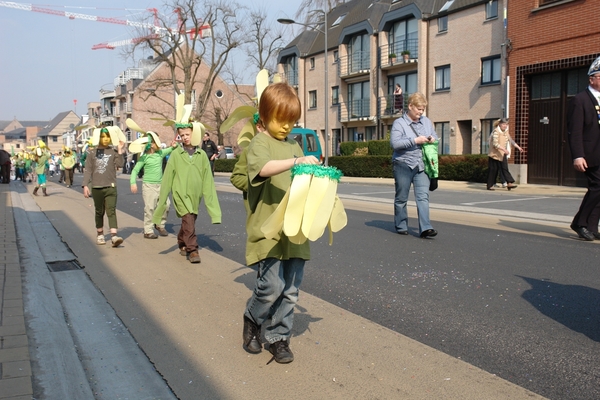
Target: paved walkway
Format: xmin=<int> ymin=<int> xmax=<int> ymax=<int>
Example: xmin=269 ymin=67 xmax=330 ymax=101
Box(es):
xmin=0 ymin=183 xmax=32 ymax=399
xmin=0 ymin=180 xmax=583 ymax=399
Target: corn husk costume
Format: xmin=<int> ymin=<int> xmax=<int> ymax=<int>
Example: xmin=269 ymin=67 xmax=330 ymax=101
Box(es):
xmin=151 ymin=92 xmax=210 ymax=146
xmin=91 ymin=125 xmax=126 ymax=147
xmin=30 ymin=140 xmax=50 ymax=196
xmin=126 ymin=118 xmax=163 ymax=155
xmin=221 ymin=69 xmax=348 ymax=245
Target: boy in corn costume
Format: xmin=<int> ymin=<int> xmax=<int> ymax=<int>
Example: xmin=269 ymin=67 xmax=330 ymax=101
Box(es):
xmin=242 ymin=82 xmax=320 ymax=364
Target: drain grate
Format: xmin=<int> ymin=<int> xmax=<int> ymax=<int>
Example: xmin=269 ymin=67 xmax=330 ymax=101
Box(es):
xmin=47 ymin=260 xmax=84 ymax=272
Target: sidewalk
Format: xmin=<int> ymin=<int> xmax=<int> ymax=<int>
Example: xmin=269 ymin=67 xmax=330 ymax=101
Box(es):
xmin=0 ymin=178 xmax=557 ymax=399
xmin=0 ymin=183 xmax=32 ymax=399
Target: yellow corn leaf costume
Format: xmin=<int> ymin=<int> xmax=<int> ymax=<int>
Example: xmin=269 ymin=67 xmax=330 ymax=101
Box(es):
xmin=261 ymin=164 xmax=347 ymax=245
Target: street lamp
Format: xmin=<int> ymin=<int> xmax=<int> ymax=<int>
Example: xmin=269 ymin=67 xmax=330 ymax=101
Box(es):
xmin=278 ymin=10 xmax=329 ymax=166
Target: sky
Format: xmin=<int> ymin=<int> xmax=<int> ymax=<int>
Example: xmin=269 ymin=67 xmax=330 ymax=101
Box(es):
xmin=0 ymin=0 xmax=302 ymax=121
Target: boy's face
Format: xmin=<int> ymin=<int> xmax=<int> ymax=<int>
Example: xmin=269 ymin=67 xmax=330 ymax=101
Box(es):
xmin=99 ymin=132 xmax=111 ymax=147
xmin=178 ymin=128 xmax=193 ymax=146
xmin=265 ymin=118 xmax=295 ymax=141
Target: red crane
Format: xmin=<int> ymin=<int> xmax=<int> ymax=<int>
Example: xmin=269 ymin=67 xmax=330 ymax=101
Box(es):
xmin=0 ymin=1 xmax=211 ymax=50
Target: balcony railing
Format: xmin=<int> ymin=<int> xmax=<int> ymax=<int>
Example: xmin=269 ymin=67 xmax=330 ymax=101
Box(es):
xmin=378 ymin=95 xmax=405 ymax=119
xmin=114 ymin=68 xmax=145 ymax=87
xmin=338 ymin=51 xmax=370 ymax=78
xmin=380 ymin=39 xmax=418 ymax=67
xmin=338 ymin=99 xmax=371 ymax=123
xmin=284 ymin=69 xmax=299 ymax=86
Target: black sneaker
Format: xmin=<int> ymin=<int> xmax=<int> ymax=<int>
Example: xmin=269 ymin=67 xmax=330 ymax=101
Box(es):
xmin=243 ymin=316 xmax=262 ymax=354
xmin=268 ymin=340 xmax=294 ymax=364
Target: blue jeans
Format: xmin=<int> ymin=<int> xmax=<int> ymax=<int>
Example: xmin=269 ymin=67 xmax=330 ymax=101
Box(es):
xmin=244 ymin=258 xmax=305 ymax=344
xmin=393 ymin=161 xmax=433 ymax=234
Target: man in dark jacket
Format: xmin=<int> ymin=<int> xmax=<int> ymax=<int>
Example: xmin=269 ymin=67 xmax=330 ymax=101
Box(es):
xmin=201 ymin=133 xmax=218 ymax=175
xmin=568 ymin=56 xmax=600 ymax=241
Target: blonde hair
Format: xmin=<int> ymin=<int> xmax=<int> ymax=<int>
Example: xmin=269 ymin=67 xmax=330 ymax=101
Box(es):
xmin=407 ymin=92 xmax=427 ymax=108
xmin=258 ymin=82 xmax=301 ymax=125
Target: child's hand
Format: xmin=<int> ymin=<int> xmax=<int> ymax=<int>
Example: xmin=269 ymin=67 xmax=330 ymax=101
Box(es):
xmin=117 ymin=141 xmax=125 ymax=154
xmin=171 ymin=140 xmax=178 ymax=148
xmin=296 ymin=156 xmax=320 ymax=165
xmin=83 ymin=186 xmax=90 ymax=198
xmin=130 ymin=184 xmax=138 ymax=194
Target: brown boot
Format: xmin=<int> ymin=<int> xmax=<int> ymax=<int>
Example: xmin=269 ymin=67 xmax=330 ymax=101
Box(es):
xmin=33 ymin=187 xmax=39 ymax=196
xmin=42 ymin=187 xmax=48 ymax=196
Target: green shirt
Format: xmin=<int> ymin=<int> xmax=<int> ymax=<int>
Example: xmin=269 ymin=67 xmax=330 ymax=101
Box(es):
xmin=130 ymin=147 xmax=174 ymax=185
xmin=34 ymin=153 xmax=49 ymax=174
xmin=153 ymin=145 xmax=221 ymax=223
xmin=245 ymin=132 xmax=309 ymax=266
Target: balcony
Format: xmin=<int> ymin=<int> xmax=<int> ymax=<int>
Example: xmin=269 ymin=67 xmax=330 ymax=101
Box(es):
xmin=338 ymin=51 xmax=370 ymax=79
xmin=285 ymin=69 xmax=299 ymax=87
xmin=378 ymin=95 xmax=404 ymax=120
xmin=338 ymin=99 xmax=371 ymax=123
xmin=380 ymin=39 xmax=418 ymax=68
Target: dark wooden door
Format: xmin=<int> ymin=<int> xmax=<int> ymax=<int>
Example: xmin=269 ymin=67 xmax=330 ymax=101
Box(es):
xmin=528 ymin=99 xmax=563 ymax=184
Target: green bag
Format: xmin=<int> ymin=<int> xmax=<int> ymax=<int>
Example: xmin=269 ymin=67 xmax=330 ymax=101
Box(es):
xmin=421 ymin=141 xmax=439 ymax=178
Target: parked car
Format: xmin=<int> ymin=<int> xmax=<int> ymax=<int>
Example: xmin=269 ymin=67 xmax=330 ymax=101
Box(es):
xmin=290 ymin=128 xmax=323 ymax=161
xmin=224 ymin=146 xmax=235 ymax=159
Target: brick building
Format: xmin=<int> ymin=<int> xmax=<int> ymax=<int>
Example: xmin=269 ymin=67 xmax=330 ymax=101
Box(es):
xmin=508 ymin=0 xmax=600 ymax=186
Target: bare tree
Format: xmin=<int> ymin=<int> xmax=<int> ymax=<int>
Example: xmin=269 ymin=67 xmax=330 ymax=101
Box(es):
xmin=133 ymin=0 xmax=248 ymax=123
xmin=243 ymin=7 xmax=286 ymax=77
xmin=294 ymin=0 xmax=346 ymax=25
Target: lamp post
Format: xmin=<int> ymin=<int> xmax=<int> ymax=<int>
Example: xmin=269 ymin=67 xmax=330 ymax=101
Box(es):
xmin=278 ymin=10 xmax=329 ymax=165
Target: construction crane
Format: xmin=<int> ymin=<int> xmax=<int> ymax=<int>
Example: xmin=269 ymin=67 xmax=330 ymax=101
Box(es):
xmin=0 ymin=1 xmax=211 ymax=50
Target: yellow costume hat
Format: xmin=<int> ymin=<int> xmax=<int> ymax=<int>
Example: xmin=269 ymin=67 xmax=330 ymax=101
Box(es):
xmin=151 ymin=92 xmax=209 ymax=147
xmin=220 ymin=69 xmax=282 ymax=148
xmin=126 ymin=118 xmax=162 ymax=155
xmin=91 ymin=126 xmax=126 ymax=147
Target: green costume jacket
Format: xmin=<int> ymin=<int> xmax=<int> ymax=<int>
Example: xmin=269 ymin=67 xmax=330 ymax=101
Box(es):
xmin=153 ymin=145 xmax=221 ymax=224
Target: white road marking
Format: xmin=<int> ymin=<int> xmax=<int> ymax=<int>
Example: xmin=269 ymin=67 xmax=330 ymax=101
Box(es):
xmin=462 ymin=197 xmax=548 ymax=205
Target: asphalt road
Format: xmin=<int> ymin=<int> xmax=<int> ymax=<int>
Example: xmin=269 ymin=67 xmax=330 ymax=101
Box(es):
xmin=63 ymin=173 xmax=599 ymax=400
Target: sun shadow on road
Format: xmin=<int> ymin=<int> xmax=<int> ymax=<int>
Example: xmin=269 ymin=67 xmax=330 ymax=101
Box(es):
xmin=517 ymin=275 xmax=600 ymax=342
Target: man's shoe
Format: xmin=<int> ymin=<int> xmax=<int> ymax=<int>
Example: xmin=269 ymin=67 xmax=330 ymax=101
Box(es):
xmin=188 ymin=250 xmax=201 ymax=263
xmin=155 ymin=225 xmax=168 ymax=236
xmin=111 ymin=236 xmax=124 ymax=247
xmin=420 ymin=229 xmax=438 ymax=238
xmin=242 ymin=316 xmax=262 ymax=354
xmin=268 ymin=340 xmax=294 ymax=364
xmin=593 ymin=232 xmax=600 ymax=240
xmin=144 ymin=233 xmax=158 ymax=239
xmin=507 ymin=183 xmax=518 ymax=191
xmin=570 ymin=224 xmax=595 ymax=241
xmin=179 ymin=247 xmax=187 ymax=256
xmin=396 ymin=230 xmax=408 ymax=235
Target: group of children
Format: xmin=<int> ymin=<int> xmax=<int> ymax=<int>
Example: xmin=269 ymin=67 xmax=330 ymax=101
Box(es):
xmin=75 ymin=82 xmax=319 ymax=364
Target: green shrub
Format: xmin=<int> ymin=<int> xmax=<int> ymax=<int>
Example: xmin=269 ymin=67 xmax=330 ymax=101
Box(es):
xmin=214 ymin=158 xmax=238 ymax=173
xmin=368 ymin=140 xmax=393 ymax=156
xmin=340 ymin=141 xmax=368 ymax=156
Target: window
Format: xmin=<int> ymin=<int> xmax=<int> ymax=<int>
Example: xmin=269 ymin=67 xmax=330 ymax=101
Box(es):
xmin=390 ymin=18 xmax=418 ymax=60
xmin=309 ymin=57 xmax=315 ymax=69
xmin=309 ymin=90 xmax=317 ymax=109
xmin=435 ymin=65 xmax=451 ymax=91
xmin=531 ymin=72 xmax=562 ymax=100
xmin=333 ymin=50 xmax=339 ymax=62
xmin=332 ymin=13 xmax=347 ymax=26
xmin=438 ymin=16 xmax=448 ymax=33
xmin=365 ymin=126 xmax=375 ymax=141
xmin=348 ymin=81 xmax=370 ymax=118
xmin=539 ymin=0 xmax=561 ymax=5
xmin=485 ymin=0 xmax=498 ymax=19
xmin=52 ymin=137 xmax=58 ymax=142
xmin=480 ymin=119 xmax=495 ymax=154
xmin=332 ymin=86 xmax=339 ymax=105
xmin=435 ymin=122 xmax=450 ymax=154
xmin=481 ymin=56 xmax=501 ymax=84
xmin=348 ymin=33 xmax=370 ymax=73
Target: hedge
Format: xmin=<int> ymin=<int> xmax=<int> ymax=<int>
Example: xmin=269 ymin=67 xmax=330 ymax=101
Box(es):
xmin=215 ymin=153 xmax=490 ymax=183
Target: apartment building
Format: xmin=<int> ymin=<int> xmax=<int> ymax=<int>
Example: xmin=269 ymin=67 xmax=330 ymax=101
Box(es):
xmin=278 ymin=0 xmax=505 ymax=161
xmin=508 ymin=0 xmax=600 ymax=186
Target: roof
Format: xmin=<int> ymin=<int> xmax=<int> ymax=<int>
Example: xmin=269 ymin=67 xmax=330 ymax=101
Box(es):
xmin=37 ymin=111 xmax=77 ymax=137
